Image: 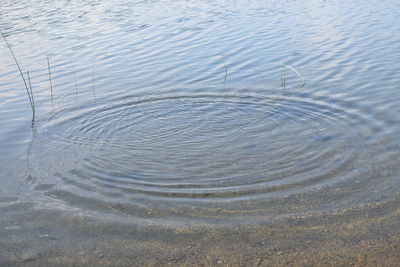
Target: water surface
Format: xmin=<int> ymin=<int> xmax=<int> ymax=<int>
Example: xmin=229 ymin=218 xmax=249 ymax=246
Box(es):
xmin=1 ymin=0 xmax=400 ymax=265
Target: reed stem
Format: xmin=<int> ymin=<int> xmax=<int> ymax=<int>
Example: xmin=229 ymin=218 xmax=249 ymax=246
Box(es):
xmin=26 ymin=70 xmax=35 ymax=122
xmin=92 ymin=62 xmax=96 ymax=98
xmin=1 ymin=30 xmax=36 ymax=123
xmin=47 ymin=56 xmax=53 ymax=95
xmin=277 ymin=63 xmax=305 ymax=88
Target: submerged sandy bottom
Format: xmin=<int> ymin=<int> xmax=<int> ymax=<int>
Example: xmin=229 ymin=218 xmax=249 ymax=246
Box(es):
xmin=2 ymin=196 xmax=400 ymax=266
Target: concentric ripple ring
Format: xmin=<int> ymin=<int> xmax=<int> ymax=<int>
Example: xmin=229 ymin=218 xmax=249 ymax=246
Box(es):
xmin=28 ymin=88 xmax=399 ymax=226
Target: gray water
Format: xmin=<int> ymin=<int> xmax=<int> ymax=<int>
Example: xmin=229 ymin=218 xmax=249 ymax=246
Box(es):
xmin=1 ymin=0 xmax=400 ymax=265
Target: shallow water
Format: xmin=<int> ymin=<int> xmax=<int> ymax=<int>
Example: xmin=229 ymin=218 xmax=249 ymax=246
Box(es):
xmin=1 ymin=0 xmax=400 ymax=265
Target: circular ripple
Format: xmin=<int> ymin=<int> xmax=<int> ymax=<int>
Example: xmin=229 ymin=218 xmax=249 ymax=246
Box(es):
xmin=29 ymin=88 xmax=399 ymax=225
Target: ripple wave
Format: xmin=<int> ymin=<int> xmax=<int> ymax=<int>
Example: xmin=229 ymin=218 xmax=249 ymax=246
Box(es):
xmin=28 ymin=88 xmax=399 ymax=226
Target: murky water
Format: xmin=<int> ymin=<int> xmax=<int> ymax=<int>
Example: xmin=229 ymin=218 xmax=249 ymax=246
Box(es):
xmin=1 ymin=0 xmax=400 ymax=265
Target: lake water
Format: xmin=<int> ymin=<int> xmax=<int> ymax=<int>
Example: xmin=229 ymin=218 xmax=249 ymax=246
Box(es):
xmin=1 ymin=0 xmax=400 ymax=265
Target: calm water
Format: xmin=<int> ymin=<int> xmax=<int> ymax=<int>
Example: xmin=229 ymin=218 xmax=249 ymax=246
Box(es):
xmin=1 ymin=0 xmax=400 ymax=265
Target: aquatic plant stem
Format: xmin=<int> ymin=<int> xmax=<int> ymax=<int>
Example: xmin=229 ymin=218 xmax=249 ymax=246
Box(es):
xmin=46 ymin=56 xmax=55 ymax=110
xmin=67 ymin=56 xmax=79 ymax=100
xmin=72 ymin=64 xmax=78 ymax=99
xmin=275 ymin=62 xmax=305 ymax=88
xmin=221 ymin=56 xmax=228 ymax=82
xmin=26 ymin=70 xmax=35 ymax=122
xmin=92 ymin=62 xmax=96 ymax=98
xmin=280 ymin=64 xmax=287 ymax=88
xmin=0 ymin=30 xmax=36 ymax=123
xmin=47 ymin=56 xmax=53 ymax=97
xmin=281 ymin=64 xmax=305 ymax=87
